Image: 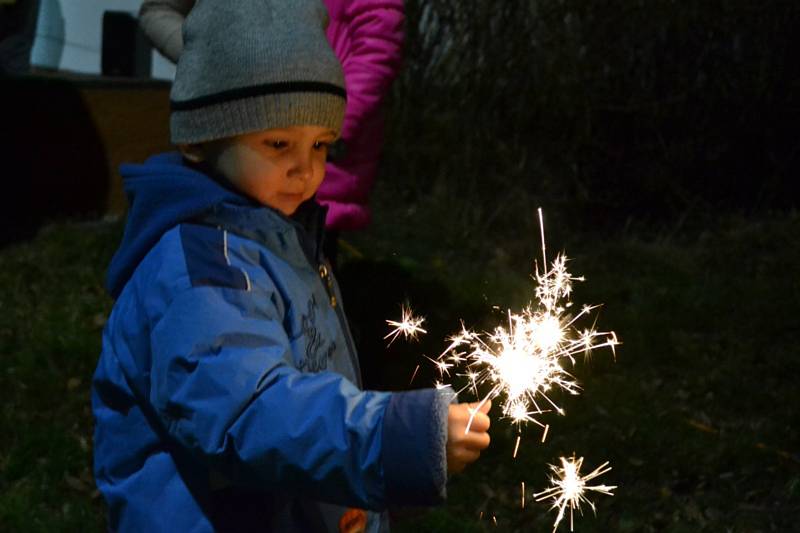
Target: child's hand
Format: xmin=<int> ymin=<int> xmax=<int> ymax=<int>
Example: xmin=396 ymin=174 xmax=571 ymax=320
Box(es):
xmin=446 ymin=400 xmax=491 ymax=474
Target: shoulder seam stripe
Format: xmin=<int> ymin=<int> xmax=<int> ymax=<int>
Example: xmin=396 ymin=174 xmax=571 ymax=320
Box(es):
xmin=240 ymin=268 xmax=252 ymax=292
xmin=223 ymin=230 xmax=231 ymax=266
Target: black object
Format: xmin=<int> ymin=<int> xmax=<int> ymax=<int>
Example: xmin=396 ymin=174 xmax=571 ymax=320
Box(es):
xmin=0 ymin=77 xmax=109 ymax=247
xmin=0 ymin=0 xmax=41 ymax=76
xmin=101 ymin=11 xmax=151 ymax=77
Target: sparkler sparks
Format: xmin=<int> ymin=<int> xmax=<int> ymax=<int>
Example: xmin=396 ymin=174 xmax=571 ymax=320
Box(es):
xmin=421 ymin=208 xmax=619 ymax=529
xmin=434 ymin=209 xmax=619 ymax=429
xmin=534 ymin=456 xmax=616 ymax=532
xmin=384 ymin=303 xmax=427 ymax=346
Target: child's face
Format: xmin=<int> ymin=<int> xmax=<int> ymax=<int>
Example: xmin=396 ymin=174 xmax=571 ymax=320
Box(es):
xmin=187 ymin=126 xmax=336 ymax=216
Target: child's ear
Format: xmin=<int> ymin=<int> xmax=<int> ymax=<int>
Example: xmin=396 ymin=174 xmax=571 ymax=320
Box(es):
xmin=178 ymin=143 xmax=206 ymax=163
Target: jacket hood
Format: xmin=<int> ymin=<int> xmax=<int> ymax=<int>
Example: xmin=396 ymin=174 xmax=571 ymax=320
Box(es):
xmin=106 ymin=152 xmax=253 ymax=299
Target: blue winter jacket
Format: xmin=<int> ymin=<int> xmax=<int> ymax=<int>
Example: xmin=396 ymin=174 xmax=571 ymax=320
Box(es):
xmin=92 ymin=153 xmax=453 ymax=532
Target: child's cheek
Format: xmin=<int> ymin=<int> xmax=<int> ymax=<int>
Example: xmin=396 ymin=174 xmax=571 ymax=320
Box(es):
xmin=312 ymin=158 xmax=327 ymax=186
xmin=238 ymin=146 xmax=271 ymax=176
xmin=214 ymin=145 xmax=251 ymax=183
xmin=240 ymin=151 xmax=282 ymax=194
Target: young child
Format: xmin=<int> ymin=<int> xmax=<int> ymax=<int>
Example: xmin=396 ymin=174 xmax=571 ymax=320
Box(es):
xmin=91 ymin=1 xmax=491 ymax=532
xmin=139 ymin=0 xmax=406 ymax=263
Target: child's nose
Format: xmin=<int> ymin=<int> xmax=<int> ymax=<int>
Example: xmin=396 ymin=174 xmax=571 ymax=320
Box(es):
xmin=288 ymin=150 xmax=313 ymax=181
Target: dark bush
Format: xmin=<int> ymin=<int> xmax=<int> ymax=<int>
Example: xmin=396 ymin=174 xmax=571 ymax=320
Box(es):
xmin=382 ymin=0 xmax=800 ymax=233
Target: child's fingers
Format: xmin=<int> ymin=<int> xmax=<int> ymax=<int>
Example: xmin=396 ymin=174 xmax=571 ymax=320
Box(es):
xmin=462 ymin=430 xmax=491 ymax=450
xmin=478 ymin=399 xmax=492 ymax=414
xmin=450 ymin=447 xmax=481 ymax=465
xmin=468 ymin=399 xmax=492 ymax=415
xmin=467 ymin=411 xmax=491 ymax=433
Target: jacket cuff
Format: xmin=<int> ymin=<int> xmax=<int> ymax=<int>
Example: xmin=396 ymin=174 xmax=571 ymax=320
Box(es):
xmin=381 ymin=387 xmax=456 ymax=505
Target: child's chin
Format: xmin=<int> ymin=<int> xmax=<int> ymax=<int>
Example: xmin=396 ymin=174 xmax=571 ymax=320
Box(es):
xmin=273 ymin=194 xmax=305 ymax=215
xmin=273 ymin=202 xmax=301 ymax=216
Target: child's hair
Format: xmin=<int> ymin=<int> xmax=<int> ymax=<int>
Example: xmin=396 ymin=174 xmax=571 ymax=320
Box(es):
xmin=169 ymin=0 xmax=346 ymax=145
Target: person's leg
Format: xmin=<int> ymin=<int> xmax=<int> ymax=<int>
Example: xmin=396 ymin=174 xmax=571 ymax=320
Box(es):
xmin=0 ymin=0 xmax=41 ymax=76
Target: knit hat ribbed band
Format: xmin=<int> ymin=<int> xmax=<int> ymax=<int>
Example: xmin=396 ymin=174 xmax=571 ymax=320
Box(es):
xmin=170 ymin=0 xmax=346 ymax=145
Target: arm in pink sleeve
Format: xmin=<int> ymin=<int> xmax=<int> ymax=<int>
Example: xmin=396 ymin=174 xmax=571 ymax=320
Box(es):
xmin=339 ymin=0 xmax=405 ymax=141
xmin=139 ymin=0 xmax=196 ymax=63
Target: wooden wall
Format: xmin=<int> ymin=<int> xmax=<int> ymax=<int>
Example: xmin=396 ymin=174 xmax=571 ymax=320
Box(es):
xmin=0 ymin=74 xmax=172 ymax=245
xmin=79 ymin=82 xmax=172 ymax=214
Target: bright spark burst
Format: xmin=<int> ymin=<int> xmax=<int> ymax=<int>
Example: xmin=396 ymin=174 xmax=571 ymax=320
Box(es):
xmin=435 ymin=209 xmax=619 ymax=429
xmin=534 ymin=456 xmax=616 ymax=532
xmin=384 ymin=303 xmax=427 ymax=346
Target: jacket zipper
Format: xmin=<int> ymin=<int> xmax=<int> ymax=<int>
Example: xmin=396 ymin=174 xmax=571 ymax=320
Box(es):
xmin=317 ymin=261 xmax=362 ymax=384
xmin=318 ymin=263 xmax=337 ymax=307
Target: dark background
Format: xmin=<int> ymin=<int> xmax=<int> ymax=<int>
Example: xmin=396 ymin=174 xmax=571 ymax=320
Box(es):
xmin=384 ymin=0 xmax=799 ymax=235
xmin=0 ymin=1 xmax=798 ymax=531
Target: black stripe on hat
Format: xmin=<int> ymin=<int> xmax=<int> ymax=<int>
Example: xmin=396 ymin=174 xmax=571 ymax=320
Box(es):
xmin=171 ymin=81 xmax=347 ymax=111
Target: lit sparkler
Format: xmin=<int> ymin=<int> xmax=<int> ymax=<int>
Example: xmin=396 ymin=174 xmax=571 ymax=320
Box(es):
xmin=534 ymin=455 xmax=616 ymax=532
xmin=384 ymin=303 xmax=427 ymax=346
xmin=435 ymin=209 xmax=619 ymax=431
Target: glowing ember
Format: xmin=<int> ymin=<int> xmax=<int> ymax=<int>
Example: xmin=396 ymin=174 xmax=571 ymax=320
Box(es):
xmin=534 ymin=456 xmax=616 ymax=532
xmin=521 ymin=481 xmax=526 ymax=509
xmin=384 ymin=303 xmax=427 ymax=346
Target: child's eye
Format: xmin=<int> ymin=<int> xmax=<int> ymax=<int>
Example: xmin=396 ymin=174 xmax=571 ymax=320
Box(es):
xmin=313 ymin=141 xmax=331 ymax=151
xmin=266 ymin=140 xmax=287 ymax=149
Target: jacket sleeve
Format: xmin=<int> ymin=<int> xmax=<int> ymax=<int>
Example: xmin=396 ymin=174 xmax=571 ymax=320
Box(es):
xmin=338 ymin=0 xmax=405 ymax=142
xmin=148 ymin=280 xmax=451 ymax=509
xmin=138 ymin=0 xmax=195 ymax=63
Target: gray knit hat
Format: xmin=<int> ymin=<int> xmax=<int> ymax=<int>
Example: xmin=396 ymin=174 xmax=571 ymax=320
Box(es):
xmin=170 ymin=0 xmax=346 ymax=144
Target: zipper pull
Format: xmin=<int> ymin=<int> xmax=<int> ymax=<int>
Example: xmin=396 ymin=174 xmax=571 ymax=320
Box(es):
xmin=318 ymin=264 xmax=337 ymax=307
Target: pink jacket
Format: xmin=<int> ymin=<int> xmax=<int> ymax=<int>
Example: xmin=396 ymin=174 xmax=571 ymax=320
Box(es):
xmin=139 ymin=0 xmax=405 ymax=231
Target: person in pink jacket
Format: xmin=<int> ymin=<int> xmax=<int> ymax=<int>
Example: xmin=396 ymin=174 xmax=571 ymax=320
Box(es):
xmin=139 ymin=0 xmax=405 ymax=258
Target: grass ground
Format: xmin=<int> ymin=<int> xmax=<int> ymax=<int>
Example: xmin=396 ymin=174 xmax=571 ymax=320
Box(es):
xmin=1 ymin=207 xmax=798 ymax=532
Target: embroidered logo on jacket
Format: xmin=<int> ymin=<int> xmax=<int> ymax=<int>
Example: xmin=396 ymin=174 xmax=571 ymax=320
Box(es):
xmin=297 ymin=296 xmax=335 ymax=372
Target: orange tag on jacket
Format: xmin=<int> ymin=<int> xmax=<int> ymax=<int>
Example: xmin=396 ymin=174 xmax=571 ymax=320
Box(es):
xmin=338 ymin=508 xmax=367 ymax=533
